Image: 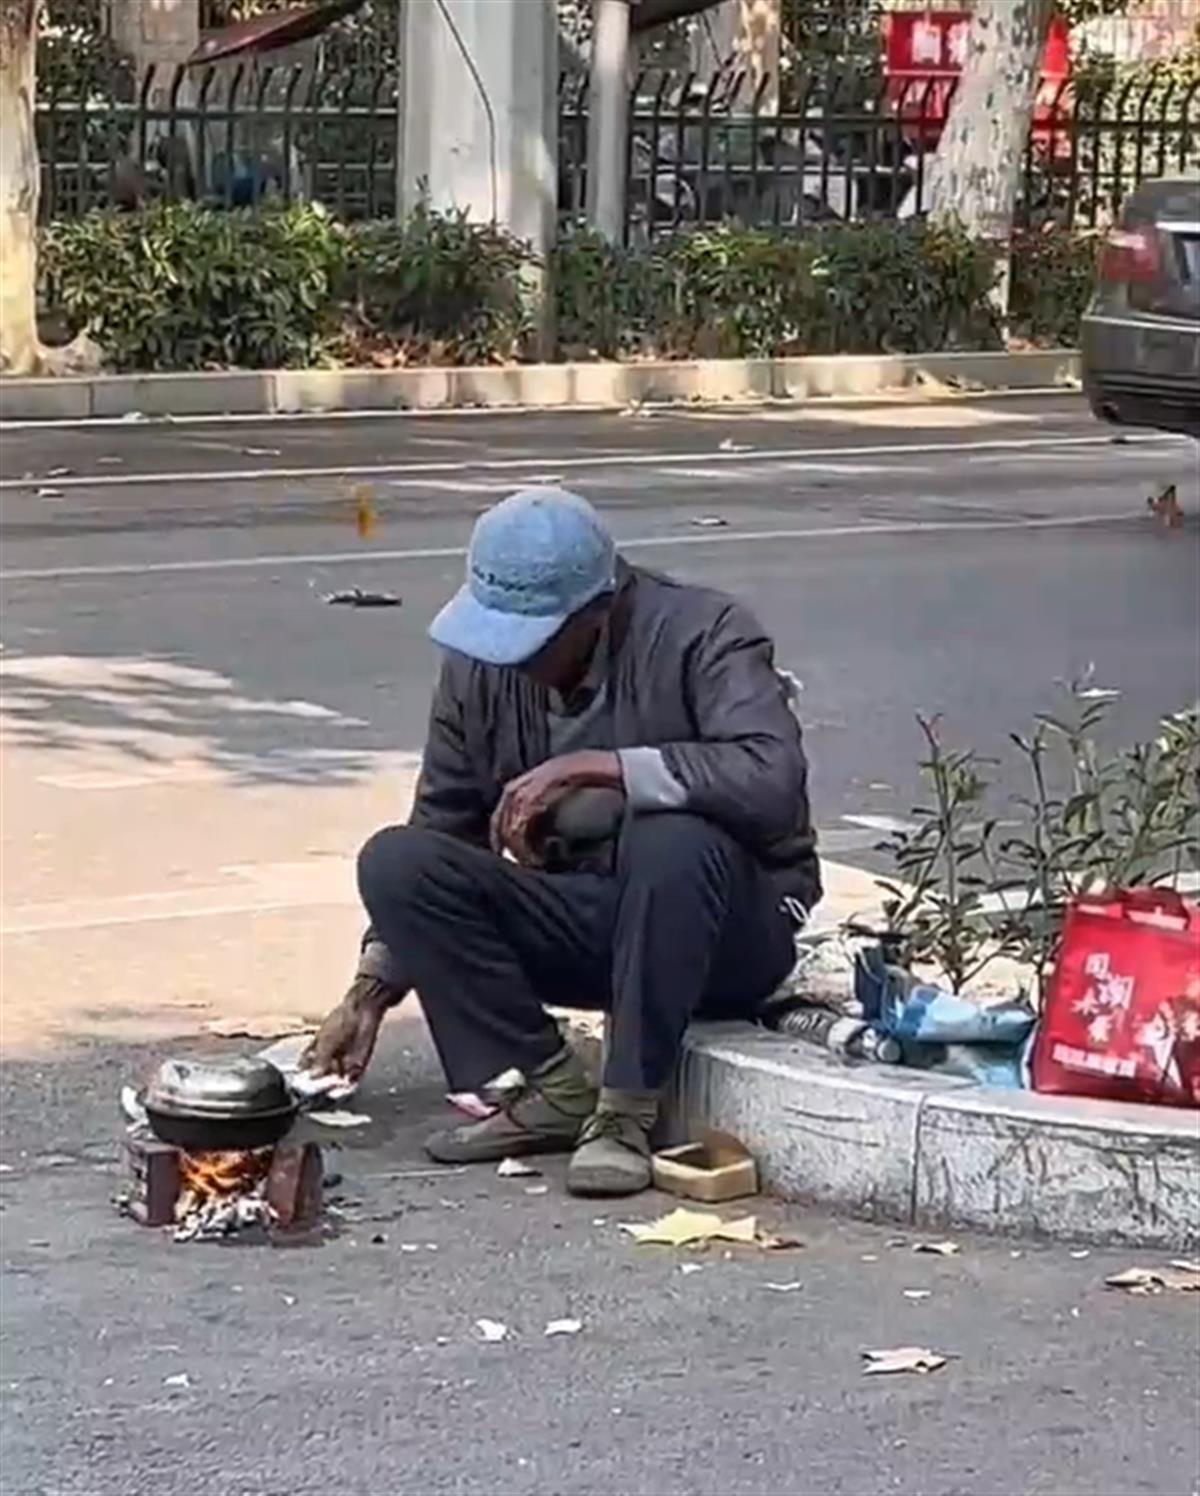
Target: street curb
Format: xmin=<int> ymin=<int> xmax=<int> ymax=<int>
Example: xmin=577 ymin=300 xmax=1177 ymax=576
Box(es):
xmin=0 ymin=349 xmax=1080 ymax=422
xmin=668 ymin=1024 xmax=1200 ymax=1248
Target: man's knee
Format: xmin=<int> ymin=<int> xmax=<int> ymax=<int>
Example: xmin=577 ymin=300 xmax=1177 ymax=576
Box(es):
xmin=618 ymin=812 xmax=740 ymax=884
xmin=356 ymin=824 xmax=449 ymax=910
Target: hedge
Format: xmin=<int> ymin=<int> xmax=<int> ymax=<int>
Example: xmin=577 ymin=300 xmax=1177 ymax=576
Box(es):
xmin=39 ymin=201 xmax=1099 ymax=374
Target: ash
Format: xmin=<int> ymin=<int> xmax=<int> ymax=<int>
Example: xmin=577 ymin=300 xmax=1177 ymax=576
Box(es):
xmin=173 ymin=1184 xmax=275 ymax=1243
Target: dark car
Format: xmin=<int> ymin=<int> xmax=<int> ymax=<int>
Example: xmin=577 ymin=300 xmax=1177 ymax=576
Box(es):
xmin=1081 ymin=178 xmax=1200 ymax=437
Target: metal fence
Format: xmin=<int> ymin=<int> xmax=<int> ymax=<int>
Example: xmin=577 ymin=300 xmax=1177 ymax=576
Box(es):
xmin=560 ymin=68 xmax=1200 ymax=239
xmin=37 ymin=60 xmax=1199 ymax=234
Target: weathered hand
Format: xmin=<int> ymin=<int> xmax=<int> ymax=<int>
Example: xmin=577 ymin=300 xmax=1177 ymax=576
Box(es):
xmin=302 ymin=974 xmax=396 ymax=1081
xmin=491 ymin=750 xmax=623 ymax=866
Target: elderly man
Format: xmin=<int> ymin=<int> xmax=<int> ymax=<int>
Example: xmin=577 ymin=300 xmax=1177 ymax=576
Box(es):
xmin=308 ymin=488 xmax=819 ymax=1196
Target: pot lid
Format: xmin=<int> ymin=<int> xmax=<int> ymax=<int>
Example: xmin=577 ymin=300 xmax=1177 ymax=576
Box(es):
xmin=145 ymin=1055 xmax=291 ymax=1118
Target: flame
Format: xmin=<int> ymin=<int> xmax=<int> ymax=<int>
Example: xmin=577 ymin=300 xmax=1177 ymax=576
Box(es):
xmin=178 ymin=1148 xmax=272 ymax=1204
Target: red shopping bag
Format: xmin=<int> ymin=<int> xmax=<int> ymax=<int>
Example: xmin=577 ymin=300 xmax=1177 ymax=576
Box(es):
xmin=1033 ymin=889 xmax=1200 ymax=1108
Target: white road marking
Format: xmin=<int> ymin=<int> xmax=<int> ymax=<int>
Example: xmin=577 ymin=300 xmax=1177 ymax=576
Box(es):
xmin=841 ymin=813 xmax=918 ymax=835
xmin=0 ymin=431 xmax=1181 ymax=493
xmin=0 ymin=512 xmax=1121 ymax=582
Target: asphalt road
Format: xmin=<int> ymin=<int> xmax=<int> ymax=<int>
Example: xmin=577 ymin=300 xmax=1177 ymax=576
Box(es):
xmin=2 ymin=393 xmax=1198 ymax=854
xmin=2 ymin=394 xmax=1199 ymax=1496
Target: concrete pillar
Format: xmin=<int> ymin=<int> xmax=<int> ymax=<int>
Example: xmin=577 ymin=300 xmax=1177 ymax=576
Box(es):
xmin=397 ymin=0 xmax=557 ymax=260
xmin=585 ymin=0 xmax=631 ymax=243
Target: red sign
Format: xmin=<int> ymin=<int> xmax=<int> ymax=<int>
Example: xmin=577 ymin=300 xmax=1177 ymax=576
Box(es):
xmin=883 ymin=9 xmax=1072 ymax=149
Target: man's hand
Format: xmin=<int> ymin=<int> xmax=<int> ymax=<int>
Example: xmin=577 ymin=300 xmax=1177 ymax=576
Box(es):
xmin=491 ymin=750 xmax=623 ymax=866
xmin=303 ymin=974 xmax=397 ymax=1081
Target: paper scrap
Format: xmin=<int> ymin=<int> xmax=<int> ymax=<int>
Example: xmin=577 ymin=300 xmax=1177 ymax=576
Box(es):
xmin=902 ymin=1289 xmax=932 ymax=1301
xmin=862 ymin=1346 xmax=948 ymax=1377
xmin=678 ymin=1263 xmax=704 ymax=1276
xmin=524 ymin=1185 xmax=549 ymax=1196
xmin=620 ymin=1207 xmax=757 ymax=1248
xmin=913 ymin=1240 xmax=960 ymax=1257
xmin=763 ymin=1281 xmax=803 ymax=1293
xmin=476 ymin=1319 xmax=509 ymax=1343
xmin=497 ymin=1157 xmax=541 ymax=1178
xmin=205 ymin=1015 xmax=315 ymax=1040
xmin=689 ymin=515 xmax=728 ymax=528
xmin=308 ymin=1111 xmax=372 ymax=1129
xmin=1106 ymin=1264 xmax=1200 ymax=1295
xmin=1069 ymin=1249 xmax=1091 ymax=1260
xmin=544 ymin=1318 xmax=583 ymax=1338
xmin=163 ymin=1373 xmax=191 ymax=1389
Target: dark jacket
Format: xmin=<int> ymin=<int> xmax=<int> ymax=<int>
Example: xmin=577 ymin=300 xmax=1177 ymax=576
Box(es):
xmin=409 ymin=564 xmax=821 ymax=910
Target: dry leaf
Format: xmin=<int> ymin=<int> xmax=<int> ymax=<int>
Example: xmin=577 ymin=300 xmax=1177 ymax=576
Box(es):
xmin=1107 ymin=1264 xmax=1200 ymax=1295
xmin=354 ymin=483 xmax=377 ymax=539
xmin=308 ymin=1111 xmax=372 ymax=1129
xmin=913 ymin=1240 xmax=960 ymax=1257
xmin=544 ymin=1318 xmax=582 ymax=1337
xmin=203 ymin=1015 xmax=315 ymax=1040
xmin=862 ymin=1346 xmax=948 ymax=1377
xmin=620 ymin=1207 xmax=757 ymax=1248
xmin=497 ymin=1157 xmax=541 ymax=1178
xmin=902 ymin=1289 xmax=932 ymax=1301
xmin=476 ymin=1319 xmax=508 ymax=1343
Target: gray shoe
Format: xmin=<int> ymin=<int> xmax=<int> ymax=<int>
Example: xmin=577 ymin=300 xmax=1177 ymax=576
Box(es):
xmin=566 ymin=1107 xmax=653 ymax=1197
xmin=425 ymin=1048 xmax=596 ymax=1165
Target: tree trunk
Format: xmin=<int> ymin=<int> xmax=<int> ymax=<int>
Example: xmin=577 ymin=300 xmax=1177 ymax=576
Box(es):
xmin=925 ymin=0 xmax=1055 ymax=240
xmin=0 ymin=0 xmax=41 ymax=376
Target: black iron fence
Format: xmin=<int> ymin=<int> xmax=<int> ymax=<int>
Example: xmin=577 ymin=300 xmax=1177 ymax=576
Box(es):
xmin=36 ymin=60 xmax=1199 ymax=234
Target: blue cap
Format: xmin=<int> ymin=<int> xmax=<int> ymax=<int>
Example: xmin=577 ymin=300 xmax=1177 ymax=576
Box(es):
xmin=429 ymin=488 xmax=617 ymax=666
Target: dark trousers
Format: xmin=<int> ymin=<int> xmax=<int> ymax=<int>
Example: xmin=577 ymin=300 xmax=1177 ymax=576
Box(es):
xmin=356 ymin=814 xmax=796 ymax=1093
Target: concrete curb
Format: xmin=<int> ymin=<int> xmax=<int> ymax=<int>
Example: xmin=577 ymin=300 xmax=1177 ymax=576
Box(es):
xmin=0 ymin=349 xmax=1080 ymax=422
xmin=668 ymin=1024 xmax=1200 ymax=1249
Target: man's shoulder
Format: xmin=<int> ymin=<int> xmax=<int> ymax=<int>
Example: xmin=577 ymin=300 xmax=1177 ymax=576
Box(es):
xmin=630 ymin=566 xmax=765 ymax=636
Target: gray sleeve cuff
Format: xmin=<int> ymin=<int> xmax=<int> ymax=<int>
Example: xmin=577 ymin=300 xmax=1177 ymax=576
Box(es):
xmin=356 ymin=936 xmax=406 ymax=992
xmin=617 ymin=746 xmax=689 ymax=812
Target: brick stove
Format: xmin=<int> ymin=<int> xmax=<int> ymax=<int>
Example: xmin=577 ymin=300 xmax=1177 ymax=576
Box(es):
xmin=122 ymin=1134 xmax=324 ymax=1239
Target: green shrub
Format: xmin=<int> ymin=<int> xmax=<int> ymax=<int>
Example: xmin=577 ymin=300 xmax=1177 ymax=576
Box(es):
xmin=553 ymin=219 xmax=1001 ymax=361
xmin=337 ymin=205 xmax=532 ymax=365
xmin=1010 ymin=227 xmax=1101 ymax=347
xmin=41 ymin=200 xmax=344 ymax=370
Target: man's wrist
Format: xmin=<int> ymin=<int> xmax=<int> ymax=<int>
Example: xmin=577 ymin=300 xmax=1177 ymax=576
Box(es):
xmin=565 ymin=750 xmax=623 ymax=791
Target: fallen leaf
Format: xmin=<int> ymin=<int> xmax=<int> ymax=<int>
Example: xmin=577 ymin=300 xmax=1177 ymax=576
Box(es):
xmin=544 ymin=1318 xmax=583 ymax=1337
xmin=163 ymin=1373 xmax=191 ymax=1389
xmin=203 ymin=1015 xmax=315 ymax=1040
xmin=497 ymin=1157 xmax=541 ymax=1178
xmin=322 ymin=587 xmax=401 ymax=608
xmin=476 ymin=1318 xmax=508 ymax=1343
xmin=1107 ymin=1264 xmax=1200 ymax=1295
xmin=913 ymin=1240 xmax=960 ymax=1257
xmin=862 ymin=1346 xmax=948 ymax=1377
xmin=620 ymin=1207 xmax=757 ymax=1248
xmin=763 ymin=1281 xmax=803 ymax=1293
xmin=759 ymin=1230 xmax=804 ymax=1251
xmin=353 ymin=483 xmax=377 ymax=539
xmin=902 ymin=1289 xmax=932 ymax=1301
xmin=307 ymin=1111 xmax=372 ymax=1129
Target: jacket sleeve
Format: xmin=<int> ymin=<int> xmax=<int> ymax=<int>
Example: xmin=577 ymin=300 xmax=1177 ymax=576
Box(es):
xmin=655 ymin=602 xmax=811 ymax=850
xmin=407 ymin=656 xmax=491 ymax=847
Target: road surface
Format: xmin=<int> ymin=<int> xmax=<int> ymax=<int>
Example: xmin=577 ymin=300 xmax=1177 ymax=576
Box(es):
xmin=1 ymin=393 xmax=1198 ymax=1496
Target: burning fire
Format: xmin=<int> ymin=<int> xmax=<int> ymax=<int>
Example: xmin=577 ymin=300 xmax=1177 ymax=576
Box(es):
xmin=177 ymin=1148 xmax=272 ymax=1207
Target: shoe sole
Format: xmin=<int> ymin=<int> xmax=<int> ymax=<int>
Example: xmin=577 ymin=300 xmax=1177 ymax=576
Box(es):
xmin=566 ymin=1164 xmax=652 ymax=1198
xmin=424 ymin=1131 xmax=580 ymax=1165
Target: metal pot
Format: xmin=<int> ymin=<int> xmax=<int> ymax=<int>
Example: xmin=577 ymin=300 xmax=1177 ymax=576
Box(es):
xmin=144 ymin=1055 xmax=297 ymax=1150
